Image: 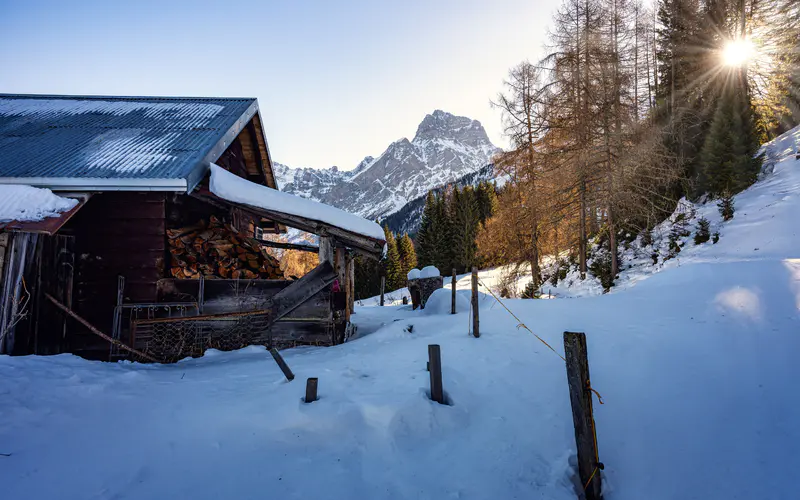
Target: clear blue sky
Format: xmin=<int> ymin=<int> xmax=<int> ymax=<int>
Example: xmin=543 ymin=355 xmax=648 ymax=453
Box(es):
xmin=0 ymin=0 xmax=554 ymax=169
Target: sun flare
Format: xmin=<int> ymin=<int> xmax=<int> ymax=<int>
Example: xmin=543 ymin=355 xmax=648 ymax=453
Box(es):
xmin=722 ymin=38 xmax=755 ymax=67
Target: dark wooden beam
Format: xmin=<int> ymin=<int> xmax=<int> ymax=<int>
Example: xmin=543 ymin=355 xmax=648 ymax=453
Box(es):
xmin=246 ymin=119 xmax=269 ymax=187
xmin=259 ymin=240 xmax=320 ymax=253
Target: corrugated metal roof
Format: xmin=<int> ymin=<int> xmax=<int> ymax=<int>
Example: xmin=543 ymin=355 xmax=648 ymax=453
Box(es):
xmin=0 ymin=94 xmax=258 ymax=191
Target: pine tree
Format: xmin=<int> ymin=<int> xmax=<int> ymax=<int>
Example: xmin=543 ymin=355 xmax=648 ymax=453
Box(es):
xmin=353 ymin=254 xmax=382 ymax=300
xmin=475 ymin=181 xmax=499 ymax=226
xmin=698 ymin=83 xmax=763 ymax=197
xmin=415 ymin=192 xmax=437 ymax=267
xmin=383 ymin=226 xmax=402 ymax=291
xmin=397 ymin=233 xmax=417 ymax=284
xmin=694 ymin=216 xmax=710 ymax=244
xmin=432 ymin=192 xmax=450 ymax=272
xmin=718 ymin=192 xmax=735 ymax=220
xmin=452 ymin=185 xmax=480 ymax=273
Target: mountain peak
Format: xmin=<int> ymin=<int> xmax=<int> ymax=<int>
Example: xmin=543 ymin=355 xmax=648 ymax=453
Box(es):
xmin=276 ymin=110 xmax=500 ymax=221
xmin=413 ymin=110 xmax=490 ymax=145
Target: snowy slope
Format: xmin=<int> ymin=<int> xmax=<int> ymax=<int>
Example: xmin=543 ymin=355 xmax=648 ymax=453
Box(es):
xmin=1 ymin=128 xmax=799 ymax=499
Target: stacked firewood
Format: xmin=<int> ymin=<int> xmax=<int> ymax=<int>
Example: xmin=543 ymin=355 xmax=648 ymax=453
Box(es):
xmin=167 ymin=216 xmax=282 ymax=279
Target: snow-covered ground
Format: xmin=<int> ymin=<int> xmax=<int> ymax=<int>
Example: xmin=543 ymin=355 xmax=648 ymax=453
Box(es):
xmin=1 ymin=129 xmax=799 ymax=499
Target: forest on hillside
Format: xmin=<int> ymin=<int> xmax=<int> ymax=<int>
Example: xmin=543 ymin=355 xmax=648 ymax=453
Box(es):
xmin=359 ymin=0 xmax=799 ymax=300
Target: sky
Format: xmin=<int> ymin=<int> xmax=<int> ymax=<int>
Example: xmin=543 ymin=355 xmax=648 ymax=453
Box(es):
xmin=0 ymin=0 xmax=556 ymax=170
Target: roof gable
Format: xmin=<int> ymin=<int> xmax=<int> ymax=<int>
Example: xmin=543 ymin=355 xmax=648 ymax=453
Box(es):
xmin=0 ymin=94 xmax=270 ymax=192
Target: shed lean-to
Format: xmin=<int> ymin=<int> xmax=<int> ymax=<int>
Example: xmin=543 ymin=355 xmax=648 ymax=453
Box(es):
xmin=0 ymin=94 xmax=384 ymax=361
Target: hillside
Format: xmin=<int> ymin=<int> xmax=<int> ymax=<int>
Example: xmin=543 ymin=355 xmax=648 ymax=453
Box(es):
xmin=1 ymin=127 xmax=798 ymax=499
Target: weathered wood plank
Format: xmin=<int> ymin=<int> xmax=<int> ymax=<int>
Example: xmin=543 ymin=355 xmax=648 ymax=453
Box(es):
xmin=428 ymin=344 xmax=444 ymax=404
xmin=259 ymin=240 xmax=319 ymax=252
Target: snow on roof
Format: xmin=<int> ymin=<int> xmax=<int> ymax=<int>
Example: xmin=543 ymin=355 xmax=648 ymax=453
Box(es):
xmin=210 ymin=165 xmax=385 ymax=242
xmin=0 ymin=184 xmax=78 ymax=222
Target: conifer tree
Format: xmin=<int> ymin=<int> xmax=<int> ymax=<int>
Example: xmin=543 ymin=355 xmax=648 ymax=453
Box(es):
xmin=452 ymin=185 xmax=480 ymax=273
xmin=397 ymin=233 xmax=417 ymax=282
xmin=432 ymin=192 xmax=450 ymax=272
xmin=415 ymin=192 xmax=437 ymax=267
xmin=698 ymin=84 xmax=763 ymax=197
xmin=353 ymin=254 xmax=382 ymax=300
xmin=383 ymin=226 xmax=402 ymax=291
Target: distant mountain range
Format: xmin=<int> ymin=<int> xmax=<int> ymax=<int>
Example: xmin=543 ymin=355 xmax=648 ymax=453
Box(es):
xmin=274 ymin=110 xmax=501 ymax=226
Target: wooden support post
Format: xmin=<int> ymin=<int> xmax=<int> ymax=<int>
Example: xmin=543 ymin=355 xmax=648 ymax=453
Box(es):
xmin=564 ymin=332 xmax=603 ymax=499
xmin=428 ymin=344 xmax=444 ymax=404
xmin=318 ymin=236 xmax=334 ymax=266
xmin=305 ymin=377 xmax=318 ymax=403
xmin=379 ymin=276 xmax=386 ymax=306
xmin=347 ymin=257 xmax=355 ymax=314
xmin=451 ymin=268 xmax=457 ymax=314
xmin=270 ymin=347 xmax=294 ymax=381
xmin=471 ymin=267 xmax=479 ymax=338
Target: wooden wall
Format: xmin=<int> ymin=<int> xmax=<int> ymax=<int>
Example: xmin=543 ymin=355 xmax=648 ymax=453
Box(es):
xmin=64 ymin=192 xmax=166 ymax=353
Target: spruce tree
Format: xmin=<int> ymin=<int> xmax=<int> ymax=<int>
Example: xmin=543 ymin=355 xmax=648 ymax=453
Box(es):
xmin=475 ymin=181 xmax=499 ymax=226
xmin=694 ymin=217 xmax=710 ymax=244
xmin=353 ymin=254 xmax=381 ymax=300
xmin=698 ymin=83 xmax=763 ymax=197
xmin=432 ymin=192 xmax=449 ymax=272
xmin=416 ymin=192 xmax=437 ymax=267
xmin=453 ymin=185 xmax=480 ymax=273
xmin=383 ymin=226 xmax=402 ymax=291
xmin=397 ymin=233 xmax=417 ymax=283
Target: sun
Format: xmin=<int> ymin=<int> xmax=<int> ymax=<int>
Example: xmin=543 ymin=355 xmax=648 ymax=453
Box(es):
xmin=722 ymin=38 xmax=755 ymax=67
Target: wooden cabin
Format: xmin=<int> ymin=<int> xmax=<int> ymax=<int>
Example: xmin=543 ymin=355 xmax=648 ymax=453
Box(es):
xmin=0 ymin=94 xmax=385 ymax=362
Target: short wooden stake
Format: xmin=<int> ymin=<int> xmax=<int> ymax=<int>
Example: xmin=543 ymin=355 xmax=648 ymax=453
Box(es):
xmin=270 ymin=348 xmax=294 ymax=381
xmin=564 ymin=332 xmax=603 ymax=499
xmin=428 ymin=344 xmax=444 ymax=404
xmin=451 ymin=268 xmax=457 ymax=314
xmin=379 ymin=276 xmax=386 ymax=306
xmin=471 ymin=267 xmax=479 ymax=338
xmin=305 ymin=377 xmax=318 ymax=403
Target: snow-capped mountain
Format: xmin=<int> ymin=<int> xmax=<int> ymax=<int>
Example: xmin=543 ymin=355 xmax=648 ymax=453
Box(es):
xmin=275 ymin=110 xmax=501 ymax=221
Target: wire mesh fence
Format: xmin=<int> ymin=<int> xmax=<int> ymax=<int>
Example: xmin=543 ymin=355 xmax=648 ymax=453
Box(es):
xmin=132 ymin=309 xmax=272 ymax=363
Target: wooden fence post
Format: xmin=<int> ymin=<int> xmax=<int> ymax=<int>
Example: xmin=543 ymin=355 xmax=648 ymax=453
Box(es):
xmin=380 ymin=276 xmax=386 ymax=306
xmin=451 ymin=268 xmax=457 ymax=314
xmin=564 ymin=332 xmax=603 ymax=499
xmin=305 ymin=377 xmax=318 ymax=403
xmin=428 ymin=344 xmax=444 ymax=404
xmin=270 ymin=347 xmax=294 ymax=381
xmin=471 ymin=267 xmax=479 ymax=338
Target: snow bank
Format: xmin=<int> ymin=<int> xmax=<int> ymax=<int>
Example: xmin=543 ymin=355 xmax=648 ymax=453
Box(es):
xmin=210 ymin=164 xmax=385 ymax=242
xmin=407 ymin=268 xmax=420 ymax=280
xmin=0 ymin=184 xmax=78 ymax=222
xmin=419 ymin=265 xmax=440 ymax=278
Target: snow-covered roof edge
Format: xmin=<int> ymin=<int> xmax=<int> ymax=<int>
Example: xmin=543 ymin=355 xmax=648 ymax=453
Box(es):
xmin=209 ymin=164 xmax=386 ymax=244
xmin=0 ymin=184 xmax=78 ymax=223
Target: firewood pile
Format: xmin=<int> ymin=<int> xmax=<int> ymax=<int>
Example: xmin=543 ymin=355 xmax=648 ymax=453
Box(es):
xmin=168 ymin=216 xmax=282 ymax=279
